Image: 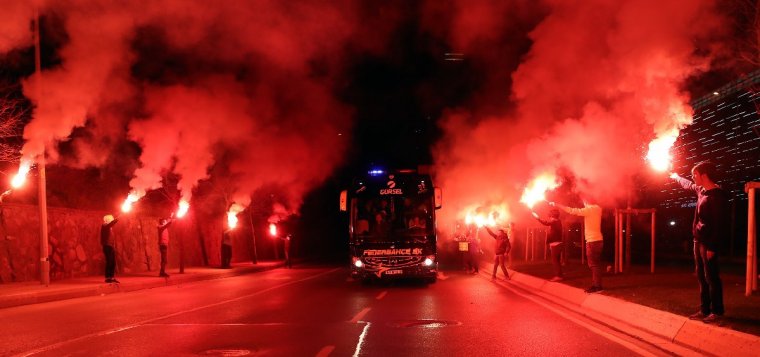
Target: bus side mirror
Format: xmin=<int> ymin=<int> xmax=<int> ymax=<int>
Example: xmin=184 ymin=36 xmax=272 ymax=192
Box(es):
xmin=434 ymin=187 xmax=442 ymax=209
xmin=339 ymin=190 xmax=347 ymax=212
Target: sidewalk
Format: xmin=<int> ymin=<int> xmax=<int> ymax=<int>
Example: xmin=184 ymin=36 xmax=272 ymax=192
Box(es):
xmin=0 ymin=260 xmax=285 ymax=309
xmin=489 ymin=260 xmax=760 ymax=357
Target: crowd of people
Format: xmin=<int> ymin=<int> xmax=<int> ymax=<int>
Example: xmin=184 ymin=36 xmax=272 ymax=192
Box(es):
xmin=450 ymin=160 xmax=729 ymax=324
xmin=356 ymin=197 xmax=431 ymax=237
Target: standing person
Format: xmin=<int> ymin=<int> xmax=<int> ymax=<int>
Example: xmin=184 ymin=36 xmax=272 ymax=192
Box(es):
xmin=467 ymin=225 xmax=481 ymax=274
xmin=157 ymin=216 xmax=174 ymax=277
xmin=484 ymin=225 xmax=511 ymax=281
xmin=282 ymin=234 xmax=292 ymax=268
xmin=533 ymin=208 xmax=564 ymax=281
xmin=551 ymin=198 xmax=603 ymax=293
xmin=671 ymin=161 xmax=729 ymax=324
xmin=101 ymin=214 xmax=120 ymax=283
xmin=221 ymin=228 xmax=233 ymax=269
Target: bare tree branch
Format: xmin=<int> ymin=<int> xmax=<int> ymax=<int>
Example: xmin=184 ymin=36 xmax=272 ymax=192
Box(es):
xmin=0 ymin=88 xmax=25 ymax=163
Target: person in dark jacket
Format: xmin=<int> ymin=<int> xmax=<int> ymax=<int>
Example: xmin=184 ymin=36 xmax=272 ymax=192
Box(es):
xmin=157 ymin=216 xmax=174 ymax=277
xmin=671 ymin=161 xmax=730 ymax=324
xmin=484 ymin=225 xmax=511 ymax=281
xmin=467 ymin=225 xmax=481 ymax=274
xmin=533 ymin=209 xmax=564 ymax=281
xmin=101 ymin=214 xmax=120 ymax=283
xmin=221 ymin=228 xmax=233 ymax=268
xmin=282 ymin=234 xmax=292 ymax=268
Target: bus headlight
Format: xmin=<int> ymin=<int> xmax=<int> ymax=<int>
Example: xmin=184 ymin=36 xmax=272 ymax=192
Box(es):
xmin=423 ymin=256 xmax=435 ymax=266
xmin=353 ymin=257 xmax=363 ymax=268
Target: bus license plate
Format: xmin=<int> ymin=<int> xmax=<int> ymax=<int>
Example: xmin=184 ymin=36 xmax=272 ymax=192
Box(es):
xmin=385 ymin=269 xmax=402 ymax=275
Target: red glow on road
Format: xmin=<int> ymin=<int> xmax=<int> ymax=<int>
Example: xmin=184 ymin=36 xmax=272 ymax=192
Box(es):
xmin=176 ymin=200 xmax=190 ymax=218
xmin=520 ymin=174 xmax=559 ymax=209
xmin=269 ymin=223 xmax=277 ymax=237
xmin=11 ymin=161 xmax=31 ymax=189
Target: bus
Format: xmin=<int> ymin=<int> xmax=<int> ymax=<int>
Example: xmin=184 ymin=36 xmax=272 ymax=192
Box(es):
xmin=340 ymin=168 xmax=442 ymax=282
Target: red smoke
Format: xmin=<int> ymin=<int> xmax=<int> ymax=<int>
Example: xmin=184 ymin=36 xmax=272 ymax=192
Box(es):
xmin=429 ymin=0 xmax=730 ymax=224
xmin=1 ymin=1 xmax=368 ymax=214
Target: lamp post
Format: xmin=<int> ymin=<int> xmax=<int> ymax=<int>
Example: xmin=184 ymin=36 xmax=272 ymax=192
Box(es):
xmin=33 ymin=8 xmax=50 ymax=286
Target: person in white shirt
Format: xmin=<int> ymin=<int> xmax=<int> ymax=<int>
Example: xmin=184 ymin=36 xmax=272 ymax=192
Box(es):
xmin=550 ymin=198 xmax=603 ymax=293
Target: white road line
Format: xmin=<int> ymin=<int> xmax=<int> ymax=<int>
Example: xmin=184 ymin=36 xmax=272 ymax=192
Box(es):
xmin=490 ymin=278 xmax=657 ymax=357
xmin=375 ymin=291 xmax=387 ymax=300
xmin=16 ymin=268 xmax=341 ymax=357
xmin=349 ymin=307 xmax=371 ymax=323
xmin=315 ymin=345 xmax=335 ymax=357
xmin=352 ymin=322 xmax=371 ymax=357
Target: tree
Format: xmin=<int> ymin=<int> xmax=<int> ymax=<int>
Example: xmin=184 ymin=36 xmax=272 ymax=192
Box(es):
xmin=0 ymin=84 xmax=26 ymax=164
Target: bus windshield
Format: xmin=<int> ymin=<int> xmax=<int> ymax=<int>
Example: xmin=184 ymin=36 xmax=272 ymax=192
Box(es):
xmin=352 ymin=194 xmax=433 ymax=242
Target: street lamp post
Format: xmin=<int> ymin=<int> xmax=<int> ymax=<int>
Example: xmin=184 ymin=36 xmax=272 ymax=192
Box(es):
xmin=33 ymin=8 xmax=50 ymax=286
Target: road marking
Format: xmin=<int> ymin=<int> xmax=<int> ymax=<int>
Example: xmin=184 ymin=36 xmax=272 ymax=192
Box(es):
xmin=315 ymin=345 xmax=335 ymax=357
xmin=375 ymin=291 xmax=387 ymax=300
xmin=349 ymin=307 xmax=371 ymax=323
xmin=352 ymin=322 xmax=371 ymax=357
xmin=488 ymin=278 xmax=657 ymax=357
xmin=17 ymin=268 xmax=341 ymax=357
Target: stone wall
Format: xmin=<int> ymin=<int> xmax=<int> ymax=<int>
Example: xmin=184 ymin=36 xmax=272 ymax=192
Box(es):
xmin=0 ymin=203 xmax=256 ymax=283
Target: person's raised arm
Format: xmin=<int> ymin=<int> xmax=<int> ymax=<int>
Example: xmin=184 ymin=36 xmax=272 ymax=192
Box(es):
xmin=670 ymin=172 xmax=698 ymax=192
xmin=532 ymin=211 xmax=550 ymax=226
xmin=550 ymin=202 xmax=586 ymax=217
xmin=484 ymin=226 xmax=497 ymax=239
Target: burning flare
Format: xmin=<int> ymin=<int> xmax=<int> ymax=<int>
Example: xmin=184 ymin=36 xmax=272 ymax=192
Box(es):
xmin=11 ymin=160 xmax=32 ymax=189
xmin=176 ymin=200 xmax=190 ymax=218
xmin=646 ymin=129 xmax=678 ymax=172
xmin=462 ymin=205 xmax=509 ymax=228
xmin=269 ymin=223 xmax=278 ymax=237
xmin=120 ymin=191 xmax=142 ymax=213
xmin=520 ymin=174 xmax=559 ymax=209
xmin=465 ymin=212 xmax=497 ymax=228
xmin=227 ymin=203 xmax=245 ymax=229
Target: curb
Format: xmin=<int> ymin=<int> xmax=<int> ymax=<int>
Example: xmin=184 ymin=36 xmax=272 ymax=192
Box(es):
xmin=0 ymin=263 xmax=284 ymax=310
xmin=489 ymin=264 xmax=760 ymax=357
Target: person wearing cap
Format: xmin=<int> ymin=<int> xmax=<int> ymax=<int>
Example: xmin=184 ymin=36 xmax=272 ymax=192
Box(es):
xmin=157 ymin=216 xmax=174 ymax=277
xmin=533 ymin=208 xmax=564 ymax=281
xmin=550 ymin=198 xmax=603 ymax=293
xmin=484 ymin=224 xmax=511 ymax=281
xmin=101 ymin=214 xmax=120 ymax=283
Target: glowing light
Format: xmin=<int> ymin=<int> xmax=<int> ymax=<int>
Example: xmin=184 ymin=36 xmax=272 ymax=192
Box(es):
xmin=354 ymin=259 xmax=363 ymax=268
xmin=176 ymin=200 xmax=190 ymax=218
xmin=269 ymin=223 xmax=278 ymax=237
xmin=646 ymin=131 xmax=678 ymax=172
xmin=669 ymin=221 xmax=676 ymax=226
xmin=423 ymin=257 xmax=434 ymax=266
xmin=368 ymin=169 xmax=384 ymax=176
xmin=465 ymin=212 xmax=496 ymax=228
xmin=226 ymin=203 xmax=245 ymax=229
xmin=520 ymin=174 xmax=559 ymax=209
xmin=463 ymin=205 xmax=508 ymax=228
xmin=120 ymin=192 xmax=141 ymax=213
xmin=11 ymin=161 xmax=31 ymax=189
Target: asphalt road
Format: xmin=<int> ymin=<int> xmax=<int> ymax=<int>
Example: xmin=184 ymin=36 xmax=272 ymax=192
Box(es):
xmin=1 ymin=266 xmax=669 ymax=356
